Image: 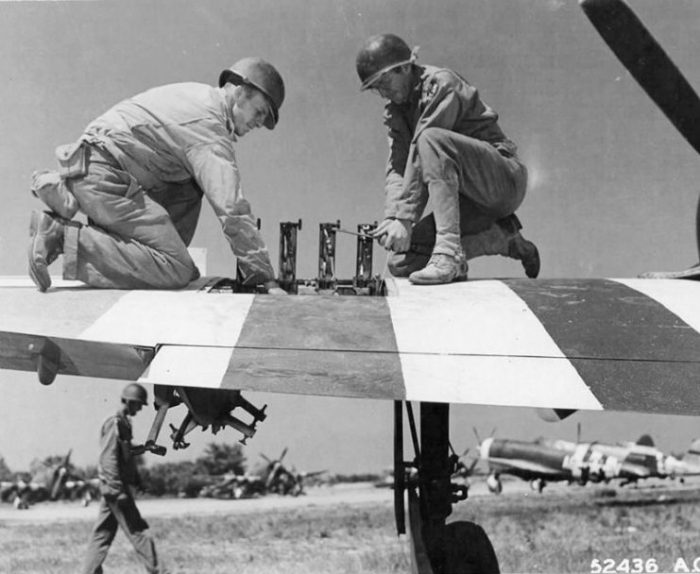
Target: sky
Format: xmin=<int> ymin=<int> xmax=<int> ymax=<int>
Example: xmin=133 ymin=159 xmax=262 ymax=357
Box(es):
xmin=1 ymin=0 xmax=700 ymax=476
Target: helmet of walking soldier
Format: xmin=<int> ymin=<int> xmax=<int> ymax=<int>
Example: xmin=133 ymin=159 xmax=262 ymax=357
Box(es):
xmin=218 ymin=57 xmax=285 ymax=130
xmin=356 ymin=33 xmax=416 ymax=91
xmin=121 ymin=383 xmax=148 ymax=406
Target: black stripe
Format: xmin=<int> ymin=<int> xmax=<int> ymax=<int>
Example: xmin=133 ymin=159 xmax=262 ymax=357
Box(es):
xmin=224 ymin=295 xmax=405 ymax=400
xmin=505 ymin=279 xmax=700 ymax=414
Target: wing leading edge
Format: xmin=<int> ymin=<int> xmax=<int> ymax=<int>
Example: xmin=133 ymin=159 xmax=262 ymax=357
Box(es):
xmin=0 ymin=277 xmax=699 ymax=415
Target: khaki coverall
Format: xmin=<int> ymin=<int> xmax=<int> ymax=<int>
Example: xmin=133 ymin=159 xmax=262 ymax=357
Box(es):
xmin=383 ymin=65 xmax=528 ymax=267
xmin=58 ymin=82 xmax=274 ymax=289
xmin=82 ymin=411 xmax=164 ymax=574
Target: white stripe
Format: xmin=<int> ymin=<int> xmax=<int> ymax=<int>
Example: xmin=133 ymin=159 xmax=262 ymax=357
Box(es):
xmin=387 ymin=279 xmax=602 ymax=409
xmin=139 ymin=345 xmax=232 ymax=388
xmin=79 ymin=291 xmax=255 ymax=347
xmin=399 ymin=354 xmax=602 ymax=409
xmin=613 ymin=278 xmax=700 ymax=334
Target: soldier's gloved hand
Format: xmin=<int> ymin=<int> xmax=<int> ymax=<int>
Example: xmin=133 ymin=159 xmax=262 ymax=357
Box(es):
xmin=372 ymin=218 xmax=412 ymax=252
xmin=264 ymin=280 xmax=287 ymax=295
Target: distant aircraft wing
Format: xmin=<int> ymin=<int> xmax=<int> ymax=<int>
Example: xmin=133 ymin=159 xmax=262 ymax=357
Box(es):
xmin=1 ymin=277 xmax=700 ymax=415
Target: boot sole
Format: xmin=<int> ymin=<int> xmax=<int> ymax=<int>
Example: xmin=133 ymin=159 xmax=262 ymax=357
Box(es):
xmin=408 ymin=273 xmax=468 ymax=285
xmin=639 ymin=266 xmax=700 ymax=279
xmin=28 ymin=211 xmax=51 ymax=292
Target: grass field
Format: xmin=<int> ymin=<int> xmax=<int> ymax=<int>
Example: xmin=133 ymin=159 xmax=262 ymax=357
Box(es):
xmin=3 ymin=483 xmax=700 ymax=573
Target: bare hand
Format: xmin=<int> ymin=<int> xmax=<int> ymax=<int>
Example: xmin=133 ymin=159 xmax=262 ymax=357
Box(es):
xmin=371 ymin=218 xmax=412 ymax=252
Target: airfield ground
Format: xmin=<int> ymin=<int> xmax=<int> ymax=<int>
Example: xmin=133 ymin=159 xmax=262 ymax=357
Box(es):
xmin=4 ymin=479 xmax=700 ymax=573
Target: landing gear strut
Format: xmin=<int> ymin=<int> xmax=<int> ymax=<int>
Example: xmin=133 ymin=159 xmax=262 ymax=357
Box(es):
xmin=395 ymin=401 xmax=500 ymax=574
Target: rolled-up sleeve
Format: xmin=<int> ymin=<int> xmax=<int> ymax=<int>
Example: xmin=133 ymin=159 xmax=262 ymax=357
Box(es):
xmin=186 ymin=142 xmax=275 ymax=284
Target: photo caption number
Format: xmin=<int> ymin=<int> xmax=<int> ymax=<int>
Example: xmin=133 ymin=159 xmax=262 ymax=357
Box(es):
xmin=590 ymin=558 xmax=659 ymax=574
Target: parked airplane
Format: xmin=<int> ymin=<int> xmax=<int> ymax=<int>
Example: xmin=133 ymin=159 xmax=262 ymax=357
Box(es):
xmin=480 ymin=433 xmax=700 ymax=494
xmin=0 ymin=450 xmax=99 ymax=509
xmin=0 ymin=1 xmax=699 ymax=572
xmin=198 ymin=472 xmax=266 ymax=500
xmin=259 ymin=448 xmax=327 ymax=497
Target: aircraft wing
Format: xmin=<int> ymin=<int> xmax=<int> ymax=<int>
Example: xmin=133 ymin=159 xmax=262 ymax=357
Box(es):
xmin=1 ymin=276 xmax=700 ymax=415
xmin=485 ymin=459 xmax=565 ymax=477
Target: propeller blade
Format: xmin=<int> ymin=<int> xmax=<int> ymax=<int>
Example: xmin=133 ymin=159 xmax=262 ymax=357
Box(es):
xmin=580 ymin=0 xmax=700 ymax=155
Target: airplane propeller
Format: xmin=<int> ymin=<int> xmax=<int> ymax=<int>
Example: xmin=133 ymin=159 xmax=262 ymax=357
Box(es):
xmin=580 ymin=0 xmax=700 ymax=257
xmin=260 ymin=447 xmax=288 ymax=466
xmin=580 ymin=0 xmax=700 ymax=156
xmin=49 ymin=449 xmax=72 ymax=501
xmin=472 ymin=426 xmax=497 ymax=447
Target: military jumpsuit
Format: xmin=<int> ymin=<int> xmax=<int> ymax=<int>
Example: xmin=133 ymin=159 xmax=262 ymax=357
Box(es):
xmin=382 ymin=65 xmax=528 ymax=270
xmin=82 ymin=410 xmax=163 ymax=574
xmin=54 ymin=82 xmax=274 ymax=289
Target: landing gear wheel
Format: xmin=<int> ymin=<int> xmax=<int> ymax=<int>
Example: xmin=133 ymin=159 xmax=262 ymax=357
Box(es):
xmin=444 ymin=521 xmax=500 ymax=574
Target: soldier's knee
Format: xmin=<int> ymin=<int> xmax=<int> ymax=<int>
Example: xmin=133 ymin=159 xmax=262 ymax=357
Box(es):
xmin=154 ymin=258 xmax=198 ymax=289
xmin=171 ymin=264 xmax=199 ymax=288
xmin=415 ymin=127 xmax=451 ymax=157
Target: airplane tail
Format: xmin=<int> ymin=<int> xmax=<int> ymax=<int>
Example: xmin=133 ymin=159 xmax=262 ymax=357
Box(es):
xmin=682 ymin=438 xmax=700 ymax=464
xmin=636 ymin=434 xmax=654 ymax=447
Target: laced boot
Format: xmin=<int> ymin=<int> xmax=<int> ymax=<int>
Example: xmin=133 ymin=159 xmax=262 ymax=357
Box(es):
xmin=28 ymin=210 xmax=65 ymax=292
xmin=30 ymin=170 xmax=79 ymax=219
xmin=408 ymin=250 xmax=468 ymax=285
xmin=508 ymin=231 xmax=540 ymax=278
xmin=461 ymin=214 xmax=540 ymax=278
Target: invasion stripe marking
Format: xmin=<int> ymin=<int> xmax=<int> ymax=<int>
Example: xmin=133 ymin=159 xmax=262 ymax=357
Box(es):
xmin=0 ymin=287 xmax=129 ymax=339
xmin=224 ymin=296 xmax=405 ymax=400
xmin=140 ymin=345 xmax=234 ymax=389
xmin=505 ymin=278 xmax=700 ymax=414
xmin=615 ymin=278 xmax=700 ymax=334
xmin=80 ymin=291 xmax=255 ymax=347
xmin=387 ymin=280 xmax=602 ymax=409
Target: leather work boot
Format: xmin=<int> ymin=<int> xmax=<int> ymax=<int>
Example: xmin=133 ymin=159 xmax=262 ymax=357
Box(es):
xmin=508 ymin=232 xmax=540 ymax=278
xmin=28 ymin=210 xmax=65 ymax=292
xmin=497 ymin=215 xmax=541 ymax=279
xmin=31 ymin=170 xmax=79 ymax=220
xmin=408 ymin=251 xmax=468 ymax=285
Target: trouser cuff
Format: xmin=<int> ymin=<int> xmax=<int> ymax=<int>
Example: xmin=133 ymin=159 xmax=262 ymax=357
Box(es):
xmin=432 ymin=233 xmax=462 ymax=257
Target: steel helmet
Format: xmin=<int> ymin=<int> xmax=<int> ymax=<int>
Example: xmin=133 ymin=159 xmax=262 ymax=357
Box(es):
xmin=218 ymin=57 xmax=285 ymax=130
xmin=356 ymin=34 xmax=417 ymax=91
xmin=121 ymin=383 xmax=148 ymax=406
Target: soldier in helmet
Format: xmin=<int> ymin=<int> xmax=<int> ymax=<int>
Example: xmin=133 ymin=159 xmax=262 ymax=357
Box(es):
xmin=82 ymin=383 xmax=167 ymax=574
xmin=356 ymin=34 xmax=540 ymax=284
xmin=28 ymin=58 xmax=286 ymax=294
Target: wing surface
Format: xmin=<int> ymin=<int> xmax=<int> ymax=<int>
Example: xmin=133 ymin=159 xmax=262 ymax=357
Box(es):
xmin=1 ymin=277 xmax=700 ymax=415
